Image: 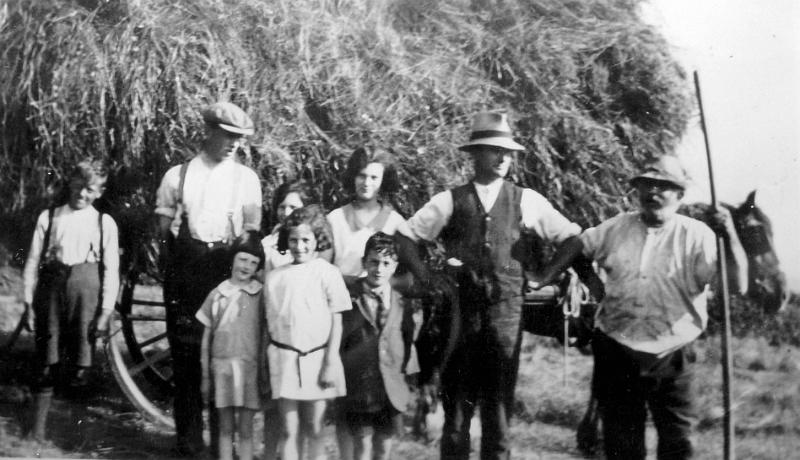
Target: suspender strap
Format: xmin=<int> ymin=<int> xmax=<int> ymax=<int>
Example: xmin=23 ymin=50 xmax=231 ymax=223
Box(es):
xmin=269 ymin=339 xmax=327 ymax=387
xmin=97 ymin=211 xmax=105 ymax=309
xmin=225 ymin=166 xmax=242 ymax=242
xmin=39 ymin=207 xmax=55 ymax=268
xmin=177 ymin=162 xmax=190 ymax=206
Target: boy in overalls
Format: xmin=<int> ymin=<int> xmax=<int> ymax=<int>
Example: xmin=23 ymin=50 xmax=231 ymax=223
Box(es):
xmin=22 ymin=159 xmax=120 ymax=439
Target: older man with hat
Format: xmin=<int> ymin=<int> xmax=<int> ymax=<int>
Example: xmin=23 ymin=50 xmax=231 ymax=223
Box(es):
xmin=534 ymin=155 xmax=747 ymax=459
xmin=396 ymin=112 xmax=587 ymax=460
xmin=155 ymin=101 xmax=262 ymax=456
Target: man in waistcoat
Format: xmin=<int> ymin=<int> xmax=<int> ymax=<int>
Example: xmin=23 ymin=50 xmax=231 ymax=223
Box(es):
xmin=155 ymin=101 xmax=262 ymax=457
xmin=396 ymin=112 xmax=585 ymax=460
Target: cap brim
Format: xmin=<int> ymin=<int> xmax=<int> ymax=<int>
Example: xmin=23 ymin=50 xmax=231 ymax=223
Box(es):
xmin=217 ymin=122 xmax=254 ymax=136
xmin=630 ymin=173 xmax=686 ymax=190
xmin=458 ymin=137 xmax=525 ymax=152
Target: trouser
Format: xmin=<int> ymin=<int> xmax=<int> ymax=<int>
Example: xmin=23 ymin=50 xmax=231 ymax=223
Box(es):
xmin=34 ymin=262 xmax=100 ymax=374
xmin=163 ymin=237 xmax=230 ymax=453
xmin=440 ymin=296 xmax=523 ymax=460
xmin=592 ymin=331 xmax=696 ymax=460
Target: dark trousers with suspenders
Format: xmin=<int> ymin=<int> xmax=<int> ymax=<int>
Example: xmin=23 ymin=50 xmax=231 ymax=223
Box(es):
xmin=163 ymin=236 xmax=229 ymax=454
xmin=32 ymin=208 xmax=106 ymax=389
xmin=162 ymin=160 xmax=241 ymax=454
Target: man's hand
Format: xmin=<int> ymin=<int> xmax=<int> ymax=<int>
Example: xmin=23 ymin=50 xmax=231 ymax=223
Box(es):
xmin=93 ymin=310 xmax=113 ymax=343
xmin=708 ymin=207 xmax=737 ymax=239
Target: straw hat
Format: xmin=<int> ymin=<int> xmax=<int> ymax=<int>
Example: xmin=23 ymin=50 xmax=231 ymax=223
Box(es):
xmin=458 ymin=112 xmax=525 ymax=152
xmin=202 ymin=102 xmax=254 ymax=136
xmin=630 ymin=156 xmax=689 ymax=190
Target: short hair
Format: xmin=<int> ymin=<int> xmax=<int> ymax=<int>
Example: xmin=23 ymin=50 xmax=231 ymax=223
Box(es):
xmin=229 ymin=230 xmax=265 ymax=271
xmin=362 ymin=231 xmax=397 ymax=259
xmin=69 ymin=159 xmax=109 ymax=186
xmin=271 ymin=180 xmax=312 ymax=220
xmin=277 ymin=204 xmax=333 ymax=253
xmin=341 ymin=146 xmax=401 ymax=197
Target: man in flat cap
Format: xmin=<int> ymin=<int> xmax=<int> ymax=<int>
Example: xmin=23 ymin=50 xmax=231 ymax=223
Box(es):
xmin=155 ymin=101 xmax=262 ymax=456
xmin=534 ymin=156 xmax=747 ymax=459
xmin=396 ymin=112 xmax=594 ymax=460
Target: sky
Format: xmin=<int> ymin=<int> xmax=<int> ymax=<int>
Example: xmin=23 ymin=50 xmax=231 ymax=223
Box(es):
xmin=640 ymin=0 xmax=800 ymax=289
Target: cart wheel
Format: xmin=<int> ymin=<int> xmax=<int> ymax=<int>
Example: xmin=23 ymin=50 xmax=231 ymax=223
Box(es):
xmin=0 ymin=307 xmax=28 ymax=353
xmin=106 ymin=265 xmax=175 ymax=427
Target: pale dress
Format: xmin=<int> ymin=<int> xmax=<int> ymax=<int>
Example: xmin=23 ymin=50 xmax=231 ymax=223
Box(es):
xmin=264 ymin=258 xmax=351 ymax=400
xmin=196 ymin=279 xmax=264 ymax=410
xmin=327 ymin=203 xmax=406 ymax=276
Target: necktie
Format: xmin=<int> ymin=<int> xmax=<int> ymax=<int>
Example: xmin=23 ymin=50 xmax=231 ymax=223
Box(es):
xmin=372 ymin=290 xmax=386 ymax=331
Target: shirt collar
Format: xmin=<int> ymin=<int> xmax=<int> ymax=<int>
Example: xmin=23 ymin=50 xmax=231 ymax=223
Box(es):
xmin=218 ymin=279 xmax=263 ymax=297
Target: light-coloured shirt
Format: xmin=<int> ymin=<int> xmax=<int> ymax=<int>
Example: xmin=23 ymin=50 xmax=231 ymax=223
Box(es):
xmin=155 ymin=154 xmax=262 ymax=242
xmin=400 ymin=178 xmax=580 ymax=244
xmin=22 ymin=205 xmax=120 ymax=311
xmin=327 ymin=204 xmax=406 ymax=277
xmin=580 ymin=212 xmax=718 ymax=356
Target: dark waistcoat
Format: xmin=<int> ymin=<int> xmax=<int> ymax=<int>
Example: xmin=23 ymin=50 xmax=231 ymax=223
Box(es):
xmin=440 ymin=181 xmax=536 ymax=306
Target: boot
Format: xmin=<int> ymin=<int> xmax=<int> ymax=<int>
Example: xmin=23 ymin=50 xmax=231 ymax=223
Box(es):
xmin=30 ymin=388 xmax=53 ymax=442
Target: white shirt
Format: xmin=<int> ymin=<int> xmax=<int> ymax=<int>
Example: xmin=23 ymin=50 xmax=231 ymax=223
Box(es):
xmin=22 ymin=205 xmax=120 ymax=311
xmin=155 ymin=154 xmax=262 ymax=242
xmin=400 ymin=178 xmax=580 ymax=244
xmin=580 ymin=212 xmax=718 ymax=356
xmin=327 ymin=204 xmax=406 ymax=277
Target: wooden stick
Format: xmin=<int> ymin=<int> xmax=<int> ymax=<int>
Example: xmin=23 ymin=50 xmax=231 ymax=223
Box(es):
xmin=694 ymin=70 xmax=735 ymax=460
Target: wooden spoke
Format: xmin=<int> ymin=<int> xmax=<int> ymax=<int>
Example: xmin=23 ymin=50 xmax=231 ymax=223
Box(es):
xmin=137 ymin=332 xmax=168 ymax=349
xmin=127 ymin=349 xmax=172 ymax=377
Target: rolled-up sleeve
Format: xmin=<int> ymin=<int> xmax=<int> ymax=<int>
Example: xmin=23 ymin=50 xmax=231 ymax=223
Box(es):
xmin=22 ymin=210 xmax=49 ymax=304
xmin=241 ymin=168 xmax=263 ymax=232
xmin=101 ymin=214 xmax=121 ymax=311
xmin=692 ymin=225 xmax=718 ymax=288
xmin=400 ymin=190 xmax=453 ymax=242
xmin=520 ymin=189 xmax=580 ymax=244
xmin=154 ymin=165 xmax=180 ymax=218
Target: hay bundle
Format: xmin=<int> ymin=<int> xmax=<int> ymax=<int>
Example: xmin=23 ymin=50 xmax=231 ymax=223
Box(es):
xmin=0 ymin=0 xmax=691 ymax=254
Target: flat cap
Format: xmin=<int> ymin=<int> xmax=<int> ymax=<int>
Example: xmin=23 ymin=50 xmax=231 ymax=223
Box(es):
xmin=202 ymin=101 xmax=254 ymax=136
xmin=630 ymin=156 xmax=689 ymax=190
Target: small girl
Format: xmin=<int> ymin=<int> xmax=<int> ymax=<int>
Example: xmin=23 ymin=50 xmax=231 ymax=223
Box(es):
xmin=263 ymin=205 xmax=351 ymax=460
xmin=197 ymin=234 xmax=265 ymax=460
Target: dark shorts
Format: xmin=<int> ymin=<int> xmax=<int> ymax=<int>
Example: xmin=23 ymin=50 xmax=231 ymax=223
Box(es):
xmin=339 ymin=405 xmax=403 ymax=437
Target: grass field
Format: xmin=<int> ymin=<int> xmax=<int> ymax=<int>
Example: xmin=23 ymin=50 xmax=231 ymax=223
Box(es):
xmin=1 ymin=267 xmax=799 ymax=458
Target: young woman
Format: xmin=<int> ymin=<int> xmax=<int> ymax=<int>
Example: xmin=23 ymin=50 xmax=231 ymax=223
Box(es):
xmin=327 ymin=147 xmax=405 ymax=277
xmin=262 ymin=181 xmax=312 ymax=272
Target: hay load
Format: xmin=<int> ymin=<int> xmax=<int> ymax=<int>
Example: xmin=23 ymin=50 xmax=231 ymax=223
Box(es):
xmin=0 ymin=0 xmax=691 ymax=255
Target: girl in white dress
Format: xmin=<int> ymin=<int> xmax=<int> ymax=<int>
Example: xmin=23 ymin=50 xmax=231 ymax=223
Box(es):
xmin=327 ymin=147 xmax=406 ymax=277
xmin=197 ymin=234 xmax=265 ymax=460
xmin=263 ymin=205 xmax=351 ymax=460
xmin=260 ymin=180 xmax=312 ymax=460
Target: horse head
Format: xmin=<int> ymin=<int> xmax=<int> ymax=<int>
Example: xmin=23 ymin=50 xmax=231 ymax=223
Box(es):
xmin=729 ymin=190 xmax=789 ymax=314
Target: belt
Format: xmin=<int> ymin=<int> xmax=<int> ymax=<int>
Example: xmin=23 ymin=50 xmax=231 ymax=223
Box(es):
xmin=270 ymin=339 xmax=327 ymax=388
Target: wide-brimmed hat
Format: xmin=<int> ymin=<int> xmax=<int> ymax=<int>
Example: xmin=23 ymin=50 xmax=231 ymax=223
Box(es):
xmin=630 ymin=156 xmax=689 ymax=190
xmin=458 ymin=112 xmax=525 ymax=152
xmin=202 ymin=101 xmax=254 ymax=136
